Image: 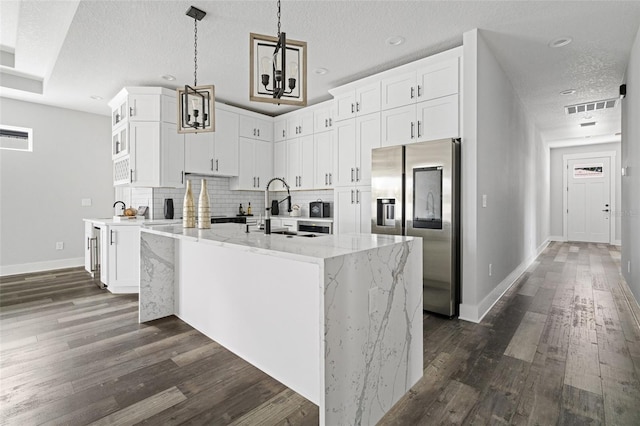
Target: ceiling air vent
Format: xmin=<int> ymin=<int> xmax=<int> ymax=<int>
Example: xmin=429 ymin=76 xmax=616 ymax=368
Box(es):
xmin=565 ymin=98 xmax=617 ymax=115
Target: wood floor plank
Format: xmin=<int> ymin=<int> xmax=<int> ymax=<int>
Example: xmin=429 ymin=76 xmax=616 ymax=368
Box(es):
xmin=504 ymin=311 xmax=547 ymax=363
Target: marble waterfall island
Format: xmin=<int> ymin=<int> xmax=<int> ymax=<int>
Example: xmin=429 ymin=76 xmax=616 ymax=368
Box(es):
xmin=139 ymin=223 xmax=423 ymax=426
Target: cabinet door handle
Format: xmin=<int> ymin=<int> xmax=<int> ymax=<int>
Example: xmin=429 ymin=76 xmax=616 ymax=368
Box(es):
xmin=299 ymin=125 xmax=302 ymax=134
xmin=417 ymin=85 xmax=422 ymax=97
xmin=411 ymin=87 xmax=415 ymax=99
xmin=257 ymin=129 xmax=260 ymax=137
xmin=417 ymin=120 xmax=421 ymax=138
xmin=181 ymin=171 xmax=184 ymax=184
xmin=356 ymin=102 xmax=360 ymax=112
xmin=356 ymin=190 xmax=360 ymax=204
xmin=351 ymin=103 xmax=355 ymax=114
xmin=329 ymin=118 xmax=332 ymax=127
xmin=329 ymin=173 xmax=332 ymax=185
xmin=216 ymin=159 xmax=219 ymax=171
xmin=130 ymin=169 xmax=133 ymax=182
xmin=299 ymin=176 xmax=302 ymax=187
xmin=87 ymin=237 xmax=90 ymax=250
xmin=253 ymin=177 xmax=256 ymax=187
xmin=325 ymin=173 xmax=328 ymax=185
xmin=257 ymin=177 xmax=260 ymax=187
xmin=325 ymin=119 xmax=328 ymax=128
xmin=351 ymin=189 xmax=355 ymax=204
xmin=356 ymin=167 xmax=360 ymax=182
xmin=283 ymin=129 xmax=286 ymax=138
xmin=351 ymin=168 xmax=355 ymax=182
xmin=411 ymin=122 xmax=415 ymax=139
xmin=129 ymin=106 xmax=134 ymax=117
xmin=211 ymin=159 xmax=214 ymax=171
xmin=253 ymin=128 xmax=256 ymax=136
xmin=110 ymin=230 xmax=115 ymax=245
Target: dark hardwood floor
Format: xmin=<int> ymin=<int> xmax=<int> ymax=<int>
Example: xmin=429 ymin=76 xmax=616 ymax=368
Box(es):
xmin=1 ymin=242 xmax=639 ymax=425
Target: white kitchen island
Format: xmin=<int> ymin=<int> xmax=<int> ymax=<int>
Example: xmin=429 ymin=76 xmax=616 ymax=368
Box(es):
xmin=139 ymin=223 xmax=423 ymax=426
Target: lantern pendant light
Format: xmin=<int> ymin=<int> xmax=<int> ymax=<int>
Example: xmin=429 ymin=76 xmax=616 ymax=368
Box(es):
xmin=177 ymin=6 xmax=215 ymax=133
xmin=250 ymin=0 xmax=307 ymax=106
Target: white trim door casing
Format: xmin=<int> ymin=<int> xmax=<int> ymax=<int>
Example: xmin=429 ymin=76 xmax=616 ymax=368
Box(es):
xmin=563 ymin=151 xmax=616 ymax=244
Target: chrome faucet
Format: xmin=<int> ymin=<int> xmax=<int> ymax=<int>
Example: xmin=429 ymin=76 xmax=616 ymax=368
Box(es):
xmin=113 ymin=200 xmax=126 ymax=216
xmin=264 ymin=177 xmax=291 ymax=235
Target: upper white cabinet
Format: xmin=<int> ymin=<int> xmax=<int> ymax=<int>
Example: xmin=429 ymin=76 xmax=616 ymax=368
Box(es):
xmin=184 ymin=107 xmax=240 ymax=176
xmin=313 ymin=101 xmax=335 ymax=133
xmin=334 ymin=113 xmax=381 ymax=187
xmin=287 ymin=135 xmax=314 ymax=190
xmin=272 ymin=140 xmax=288 ymax=191
xmin=287 ymin=111 xmax=314 ymax=138
xmin=230 ymin=137 xmax=273 ymax=190
xmin=332 ymin=81 xmax=381 ymax=122
xmin=239 ymin=114 xmax=273 ymax=142
xmin=109 ymin=87 xmax=185 ymax=188
xmin=314 ymin=130 xmax=334 ymax=188
xmin=274 ymin=118 xmax=287 ymax=142
xmin=381 ymin=57 xmax=459 ymax=110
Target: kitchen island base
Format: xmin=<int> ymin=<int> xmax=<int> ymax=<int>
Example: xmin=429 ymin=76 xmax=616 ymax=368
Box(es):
xmin=140 ymin=225 xmax=423 ymax=425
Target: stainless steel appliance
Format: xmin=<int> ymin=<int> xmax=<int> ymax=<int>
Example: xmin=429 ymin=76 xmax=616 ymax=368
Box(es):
xmin=371 ymin=138 xmax=460 ymax=317
xmin=298 ymin=220 xmax=332 ymax=234
xmin=310 ymin=201 xmax=331 ymax=218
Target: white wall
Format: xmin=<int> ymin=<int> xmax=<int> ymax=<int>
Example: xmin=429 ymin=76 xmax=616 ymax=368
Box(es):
xmin=549 ymin=142 xmax=622 ymax=242
xmin=621 ymin=28 xmax=640 ymax=301
xmin=460 ymin=29 xmax=550 ymax=322
xmin=0 ymin=98 xmax=112 ymax=275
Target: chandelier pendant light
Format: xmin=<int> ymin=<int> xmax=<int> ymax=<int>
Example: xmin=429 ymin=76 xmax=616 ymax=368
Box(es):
xmin=250 ymin=0 xmax=307 ymax=106
xmin=178 ymin=6 xmax=215 ymax=133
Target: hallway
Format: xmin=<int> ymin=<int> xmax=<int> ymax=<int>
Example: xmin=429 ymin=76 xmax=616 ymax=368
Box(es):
xmin=1 ymin=242 xmax=639 ymax=424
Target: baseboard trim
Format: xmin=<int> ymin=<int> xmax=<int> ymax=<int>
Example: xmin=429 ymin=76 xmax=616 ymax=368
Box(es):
xmin=0 ymin=258 xmax=84 ymax=277
xmin=613 ymin=239 xmax=622 ymax=246
xmin=459 ymin=238 xmax=551 ymax=323
xmin=549 ymin=235 xmax=565 ymax=242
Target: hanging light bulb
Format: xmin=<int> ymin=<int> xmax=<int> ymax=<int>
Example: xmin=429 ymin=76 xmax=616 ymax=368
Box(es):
xmin=287 ymin=61 xmax=298 ymax=91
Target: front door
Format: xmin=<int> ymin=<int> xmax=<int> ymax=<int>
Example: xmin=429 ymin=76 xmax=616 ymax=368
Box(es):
xmin=567 ymin=156 xmax=611 ymax=243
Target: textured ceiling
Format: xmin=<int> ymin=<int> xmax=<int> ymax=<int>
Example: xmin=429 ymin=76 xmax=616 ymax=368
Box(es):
xmin=1 ymin=1 xmax=639 ymax=146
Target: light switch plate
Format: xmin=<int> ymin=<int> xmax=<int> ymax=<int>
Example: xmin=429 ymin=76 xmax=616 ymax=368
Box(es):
xmin=81 ymin=198 xmax=92 ymax=207
xmin=482 ymin=194 xmax=487 ymax=208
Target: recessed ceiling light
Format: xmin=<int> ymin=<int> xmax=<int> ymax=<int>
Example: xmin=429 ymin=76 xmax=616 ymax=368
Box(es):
xmin=548 ymin=36 xmax=572 ymax=48
xmin=386 ymin=36 xmax=405 ymax=46
xmin=161 ymin=74 xmax=176 ymax=81
xmin=90 ymin=95 xmax=103 ymax=100
xmin=560 ymin=89 xmax=576 ymax=95
xmin=314 ymin=68 xmax=328 ymax=75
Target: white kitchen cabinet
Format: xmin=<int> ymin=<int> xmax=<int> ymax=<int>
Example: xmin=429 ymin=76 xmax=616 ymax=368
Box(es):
xmin=314 ymin=131 xmax=334 ymax=188
xmin=239 ymin=114 xmax=273 ymax=142
xmin=106 ymin=225 xmax=140 ymax=293
xmin=381 ymin=57 xmax=459 ymax=111
xmin=110 ymin=87 xmax=185 ymax=188
xmin=334 ymin=113 xmax=380 ymax=187
xmin=287 ymin=110 xmax=314 ymax=138
xmin=274 ymin=118 xmax=287 ymax=142
xmin=272 ymin=140 xmax=288 ymax=191
xmin=286 ymin=135 xmax=314 ymax=190
xmin=230 ymin=137 xmax=273 ymax=190
xmin=313 ymin=101 xmax=335 ymax=133
xmin=381 ymin=94 xmax=459 ymax=147
xmin=334 ymin=186 xmax=371 ymax=235
xmin=184 ymin=108 xmax=239 ymax=176
xmin=333 ymin=81 xmax=381 ymax=122
xmin=127 ymin=121 xmax=185 ymax=188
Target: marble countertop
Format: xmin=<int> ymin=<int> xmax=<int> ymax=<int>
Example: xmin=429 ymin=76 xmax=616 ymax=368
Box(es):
xmin=141 ymin=222 xmax=417 ymax=263
xmin=84 ymin=218 xmax=182 ymax=226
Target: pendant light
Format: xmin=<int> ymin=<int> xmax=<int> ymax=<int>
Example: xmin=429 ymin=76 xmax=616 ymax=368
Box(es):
xmin=177 ymin=6 xmax=215 ymax=133
xmin=250 ymin=0 xmax=307 ymax=106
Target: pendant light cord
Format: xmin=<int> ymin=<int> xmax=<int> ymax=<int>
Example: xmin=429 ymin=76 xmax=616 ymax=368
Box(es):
xmin=277 ymin=0 xmax=281 ymax=37
xmin=193 ymin=18 xmax=198 ymax=86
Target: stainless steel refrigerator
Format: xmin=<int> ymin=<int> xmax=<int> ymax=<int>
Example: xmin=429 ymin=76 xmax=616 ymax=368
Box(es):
xmin=371 ymin=138 xmax=460 ymax=317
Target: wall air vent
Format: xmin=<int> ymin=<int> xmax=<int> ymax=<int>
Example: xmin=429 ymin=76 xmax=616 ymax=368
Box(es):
xmin=580 ymin=121 xmax=597 ymax=127
xmin=565 ymin=98 xmax=617 ymax=115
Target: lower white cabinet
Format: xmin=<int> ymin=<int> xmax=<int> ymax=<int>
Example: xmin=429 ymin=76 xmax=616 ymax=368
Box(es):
xmin=230 ymin=137 xmax=273 ymax=190
xmin=334 ymin=186 xmax=371 ymax=235
xmin=105 ymin=225 xmax=140 ymax=293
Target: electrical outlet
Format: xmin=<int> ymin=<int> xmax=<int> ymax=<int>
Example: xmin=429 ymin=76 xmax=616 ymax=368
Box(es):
xmin=482 ymin=194 xmax=487 ymax=208
xmin=56 ymin=242 xmax=64 ymax=250
xmin=81 ymin=198 xmax=92 ymax=207
xmin=489 ymin=263 xmax=493 ymax=276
